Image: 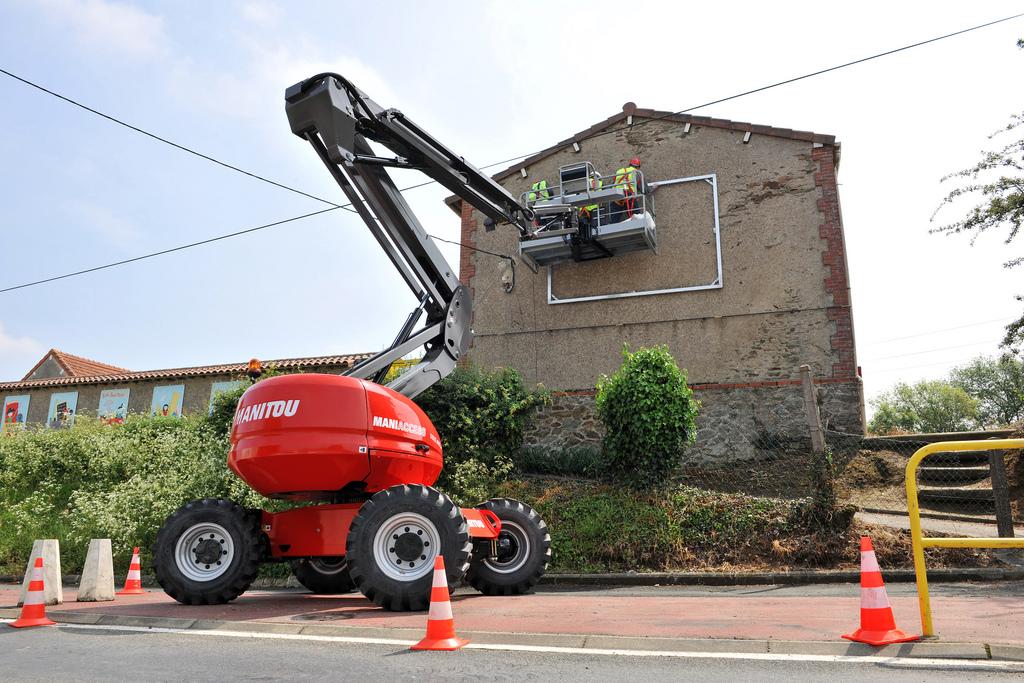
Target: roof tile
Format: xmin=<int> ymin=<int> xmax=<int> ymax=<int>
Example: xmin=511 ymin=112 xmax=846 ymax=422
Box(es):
xmin=2 ymin=353 xmax=373 ymax=392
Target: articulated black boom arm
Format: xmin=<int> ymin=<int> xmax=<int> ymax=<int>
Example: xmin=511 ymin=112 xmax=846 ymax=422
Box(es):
xmin=284 ymin=73 xmax=530 ymax=398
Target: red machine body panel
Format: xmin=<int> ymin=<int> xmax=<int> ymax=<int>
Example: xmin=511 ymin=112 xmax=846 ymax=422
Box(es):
xmin=261 ymin=505 xmax=360 ymax=557
xmin=462 ymin=508 xmax=502 ymax=539
xmin=228 ymin=374 xmax=443 ymax=499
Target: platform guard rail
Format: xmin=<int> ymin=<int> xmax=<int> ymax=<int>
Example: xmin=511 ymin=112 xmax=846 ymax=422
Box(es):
xmin=905 ymin=438 xmax=1024 ymax=637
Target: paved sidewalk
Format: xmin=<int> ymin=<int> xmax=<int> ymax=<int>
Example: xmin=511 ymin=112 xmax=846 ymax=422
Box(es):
xmin=2 ymin=581 xmax=1022 ymax=649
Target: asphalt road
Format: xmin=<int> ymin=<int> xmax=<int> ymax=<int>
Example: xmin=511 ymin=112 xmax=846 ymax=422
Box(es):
xmin=1 ymin=624 xmax=1020 ymax=682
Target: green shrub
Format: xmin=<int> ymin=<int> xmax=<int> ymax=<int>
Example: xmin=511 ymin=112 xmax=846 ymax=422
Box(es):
xmin=595 ymin=346 xmax=699 ymax=489
xmin=416 ymin=365 xmax=548 ymax=503
xmin=0 ymin=416 xmax=269 ymax=576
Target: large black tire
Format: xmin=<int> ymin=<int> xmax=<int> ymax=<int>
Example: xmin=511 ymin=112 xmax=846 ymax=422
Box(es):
xmin=466 ymin=498 xmax=550 ymax=596
xmin=345 ymin=484 xmax=471 ymax=611
xmin=290 ymin=557 xmax=355 ymax=594
xmin=153 ymin=498 xmax=263 ymax=605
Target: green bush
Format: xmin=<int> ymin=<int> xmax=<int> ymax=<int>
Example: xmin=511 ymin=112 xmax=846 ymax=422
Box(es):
xmin=0 ymin=416 xmax=269 ymax=576
xmin=595 ymin=346 xmax=699 ymax=488
xmin=416 ymin=365 xmax=548 ymax=503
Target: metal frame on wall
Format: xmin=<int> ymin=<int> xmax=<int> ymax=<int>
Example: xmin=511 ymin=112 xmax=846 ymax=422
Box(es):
xmin=547 ymin=173 xmax=723 ymax=305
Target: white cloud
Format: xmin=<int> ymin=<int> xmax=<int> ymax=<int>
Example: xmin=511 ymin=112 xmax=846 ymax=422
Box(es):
xmin=0 ymin=322 xmax=44 ymax=361
xmin=169 ymin=38 xmax=403 ymax=122
xmin=36 ymin=0 xmax=169 ymax=59
xmin=239 ymin=0 xmax=283 ymax=26
xmin=75 ymin=202 xmax=140 ymax=248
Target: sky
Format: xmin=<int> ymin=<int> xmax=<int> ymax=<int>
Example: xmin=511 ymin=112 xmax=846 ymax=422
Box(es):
xmin=0 ymin=0 xmax=1022 ymax=413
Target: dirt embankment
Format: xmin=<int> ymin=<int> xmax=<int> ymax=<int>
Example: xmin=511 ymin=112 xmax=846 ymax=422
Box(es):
xmin=495 ymin=477 xmax=1000 ymax=573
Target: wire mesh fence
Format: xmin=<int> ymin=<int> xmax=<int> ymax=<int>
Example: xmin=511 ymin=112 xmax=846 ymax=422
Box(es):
xmin=674 ymin=423 xmax=1024 ymax=543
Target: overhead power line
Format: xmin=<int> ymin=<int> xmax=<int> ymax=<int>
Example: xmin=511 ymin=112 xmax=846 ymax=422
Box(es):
xmin=865 ymin=354 xmax=989 ymax=375
xmin=551 ymin=12 xmax=1024 ymax=149
xmin=1 ymin=11 xmax=1022 ymax=294
xmin=860 ymin=317 xmax=1015 ymax=345
xmin=863 ymin=339 xmax=1001 ymax=363
xmin=429 ymin=235 xmax=512 ymax=262
xmin=0 ymin=67 xmax=353 ymax=212
xmin=0 ymin=207 xmax=341 ymax=294
xmin=0 ymin=65 xmax=519 ymax=213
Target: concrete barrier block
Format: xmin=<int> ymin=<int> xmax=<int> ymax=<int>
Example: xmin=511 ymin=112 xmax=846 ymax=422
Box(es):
xmin=18 ymin=539 xmax=63 ymax=606
xmin=77 ymin=539 xmax=115 ymax=602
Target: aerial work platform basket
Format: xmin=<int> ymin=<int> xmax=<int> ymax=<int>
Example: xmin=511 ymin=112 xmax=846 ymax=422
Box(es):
xmin=518 ymin=161 xmax=657 ymax=270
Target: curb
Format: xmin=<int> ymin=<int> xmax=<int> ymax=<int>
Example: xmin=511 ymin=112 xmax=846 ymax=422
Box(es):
xmin=3 ymin=608 xmax=1023 ymax=662
xmin=4 ymin=566 xmax=1023 ymax=588
xmin=539 ymin=567 xmax=1024 ymax=586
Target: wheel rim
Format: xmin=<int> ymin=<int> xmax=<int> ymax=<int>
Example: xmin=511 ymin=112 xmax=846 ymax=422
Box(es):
xmin=308 ymin=557 xmax=347 ymax=575
xmin=483 ymin=520 xmax=531 ymax=574
xmin=174 ymin=522 xmax=235 ymax=582
xmin=372 ymin=512 xmax=439 ymax=582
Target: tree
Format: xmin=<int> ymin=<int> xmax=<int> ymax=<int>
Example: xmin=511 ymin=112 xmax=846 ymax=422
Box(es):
xmin=949 ymin=355 xmax=1024 ymax=428
xmin=931 ymin=40 xmax=1024 ymax=355
xmin=868 ymin=380 xmax=979 ymax=435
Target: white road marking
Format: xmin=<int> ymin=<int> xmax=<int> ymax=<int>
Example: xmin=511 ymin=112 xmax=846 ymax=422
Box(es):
xmin=3 ymin=619 xmax=1023 ymax=672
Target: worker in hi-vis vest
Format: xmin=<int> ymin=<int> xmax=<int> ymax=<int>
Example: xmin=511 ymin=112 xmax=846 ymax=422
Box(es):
xmin=527 ymin=179 xmax=550 ymax=203
xmin=578 ymin=174 xmax=603 ymax=230
xmin=527 ymin=179 xmax=550 ymax=228
xmin=611 ymin=157 xmax=644 ymax=223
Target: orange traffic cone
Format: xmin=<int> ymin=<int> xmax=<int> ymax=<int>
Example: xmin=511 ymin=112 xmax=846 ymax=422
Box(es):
xmin=116 ymin=546 xmax=145 ymax=596
xmin=411 ymin=556 xmax=468 ymax=651
xmin=12 ymin=557 xmax=56 ymax=628
xmin=842 ymin=536 xmax=919 ymax=646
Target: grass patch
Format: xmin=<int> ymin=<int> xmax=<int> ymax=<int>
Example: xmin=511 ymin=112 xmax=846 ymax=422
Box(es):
xmin=491 ymin=477 xmax=1000 ymax=573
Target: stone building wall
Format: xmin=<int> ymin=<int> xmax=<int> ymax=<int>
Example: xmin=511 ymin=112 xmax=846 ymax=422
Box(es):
xmin=456 ymin=105 xmax=864 ymax=453
xmin=524 ymin=377 xmax=864 ymax=463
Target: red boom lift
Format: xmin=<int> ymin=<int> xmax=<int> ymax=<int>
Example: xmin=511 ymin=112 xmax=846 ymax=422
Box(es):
xmin=152 ymin=73 xmax=550 ymax=611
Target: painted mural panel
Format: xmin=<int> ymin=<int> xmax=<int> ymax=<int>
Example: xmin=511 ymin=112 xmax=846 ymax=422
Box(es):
xmin=2 ymin=394 xmax=30 ymax=434
xmin=209 ymin=381 xmax=245 ymax=414
xmin=47 ymin=391 xmax=79 ymax=429
xmin=151 ymin=384 xmax=185 ymax=417
xmin=98 ymin=388 xmax=131 ymax=425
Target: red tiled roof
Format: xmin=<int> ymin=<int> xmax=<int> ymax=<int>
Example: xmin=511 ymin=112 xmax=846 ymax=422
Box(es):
xmin=445 ymin=102 xmax=838 ymax=213
xmin=21 ymin=348 xmax=131 ymax=381
xmin=57 ymin=350 xmax=130 ymax=378
xmin=2 ymin=353 xmax=373 ymax=392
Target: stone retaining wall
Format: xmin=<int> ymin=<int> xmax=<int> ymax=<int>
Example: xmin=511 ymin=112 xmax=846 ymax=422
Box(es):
xmin=524 ymin=379 xmax=864 ymax=463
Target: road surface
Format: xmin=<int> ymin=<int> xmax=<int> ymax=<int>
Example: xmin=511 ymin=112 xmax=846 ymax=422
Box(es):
xmin=2 ymin=623 xmax=1021 ymax=682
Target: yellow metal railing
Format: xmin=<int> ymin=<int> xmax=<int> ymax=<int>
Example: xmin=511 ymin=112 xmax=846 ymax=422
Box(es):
xmin=905 ymin=439 xmax=1024 ymax=636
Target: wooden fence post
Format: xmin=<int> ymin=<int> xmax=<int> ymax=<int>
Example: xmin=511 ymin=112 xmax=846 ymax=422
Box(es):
xmin=800 ymin=364 xmax=825 ymax=455
xmin=989 ymin=449 xmax=1015 ymax=538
